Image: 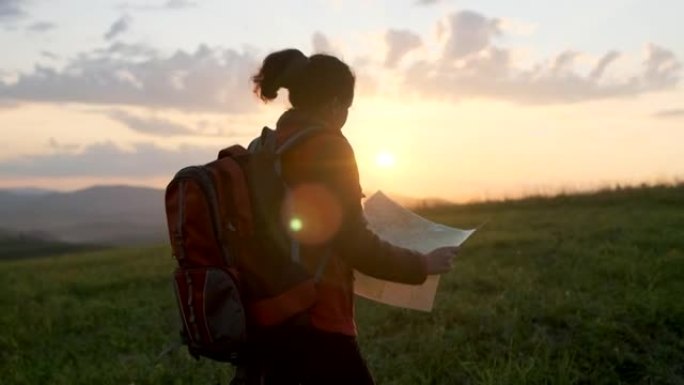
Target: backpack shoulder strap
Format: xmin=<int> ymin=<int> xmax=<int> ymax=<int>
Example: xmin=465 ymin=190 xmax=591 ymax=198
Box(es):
xmin=276 ymin=125 xmax=331 ymax=155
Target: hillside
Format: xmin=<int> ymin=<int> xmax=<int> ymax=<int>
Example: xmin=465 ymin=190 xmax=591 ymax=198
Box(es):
xmin=0 ymin=228 xmax=102 ymax=260
xmin=0 ymin=185 xmax=167 ymax=245
xmin=0 ymin=184 xmax=446 ymax=252
xmin=1 ymin=183 xmax=683 ymax=384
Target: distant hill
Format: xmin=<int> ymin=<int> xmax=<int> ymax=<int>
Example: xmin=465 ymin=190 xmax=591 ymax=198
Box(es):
xmin=0 ymin=185 xmax=447 ymax=248
xmin=0 ymin=187 xmax=56 ymax=196
xmin=0 ymin=228 xmax=102 ymax=259
xmin=384 ymin=192 xmax=454 ymax=209
xmin=0 ymin=185 xmax=167 ymax=246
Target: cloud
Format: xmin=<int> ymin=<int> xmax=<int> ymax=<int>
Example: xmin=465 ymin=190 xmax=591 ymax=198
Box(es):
xmin=312 ymin=31 xmax=334 ymax=54
xmin=0 ymin=0 xmax=24 ymax=20
xmin=40 ymin=50 xmax=60 ymax=60
xmin=385 ymin=29 xmax=422 ymax=68
xmin=97 ymin=41 xmax=158 ymax=58
xmin=399 ymin=10 xmax=681 ymax=104
xmin=442 ymin=11 xmax=501 ymax=60
xmin=47 ymin=137 xmax=79 ymax=152
xmin=0 ymin=43 xmax=260 ymax=113
xmin=642 ymin=43 xmax=682 ymax=89
xmin=0 ymin=141 xmax=216 ymax=178
xmin=106 ymin=110 xmax=198 ymax=137
xmin=104 ymin=15 xmax=132 ymax=41
xmin=0 ymin=99 xmax=20 ymax=109
xmin=164 ymin=0 xmax=197 ymax=9
xmin=653 ymin=108 xmax=684 ymax=119
xmin=103 ymin=109 xmax=252 ymax=138
xmin=590 ymin=51 xmax=620 ymax=80
xmin=118 ymin=0 xmax=198 ymax=11
xmin=26 ymin=21 xmax=57 ymax=33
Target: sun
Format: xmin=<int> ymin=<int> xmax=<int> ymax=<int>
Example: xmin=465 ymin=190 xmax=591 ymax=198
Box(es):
xmin=375 ymin=151 xmax=396 ymax=168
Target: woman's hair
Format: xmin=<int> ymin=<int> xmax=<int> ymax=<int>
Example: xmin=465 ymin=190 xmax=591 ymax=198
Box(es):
xmin=252 ymin=49 xmax=355 ymax=110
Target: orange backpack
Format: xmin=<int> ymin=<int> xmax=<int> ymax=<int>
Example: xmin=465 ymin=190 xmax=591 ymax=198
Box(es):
xmin=164 ymin=126 xmax=331 ymax=363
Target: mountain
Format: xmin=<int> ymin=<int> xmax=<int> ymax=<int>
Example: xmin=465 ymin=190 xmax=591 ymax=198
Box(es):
xmin=383 ymin=192 xmax=454 ymax=209
xmin=0 ymin=187 xmax=56 ymax=196
xmin=0 ymin=184 xmax=448 ymax=248
xmin=0 ymin=227 xmax=102 ymax=259
xmin=0 ymin=185 xmax=167 ymax=246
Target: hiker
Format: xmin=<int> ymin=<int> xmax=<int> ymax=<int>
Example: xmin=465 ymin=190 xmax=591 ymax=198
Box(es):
xmin=248 ymin=48 xmax=459 ymax=384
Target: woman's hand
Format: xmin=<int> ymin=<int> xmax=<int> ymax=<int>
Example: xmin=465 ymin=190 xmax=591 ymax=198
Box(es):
xmin=425 ymin=246 xmax=459 ymax=275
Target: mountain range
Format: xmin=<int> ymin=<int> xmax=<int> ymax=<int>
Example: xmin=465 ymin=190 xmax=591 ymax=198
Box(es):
xmin=0 ymin=185 xmax=450 ymax=248
xmin=0 ymin=185 xmax=167 ymax=246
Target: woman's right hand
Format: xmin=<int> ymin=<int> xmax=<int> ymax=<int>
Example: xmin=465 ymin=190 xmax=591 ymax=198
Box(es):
xmin=425 ymin=246 xmax=459 ymax=275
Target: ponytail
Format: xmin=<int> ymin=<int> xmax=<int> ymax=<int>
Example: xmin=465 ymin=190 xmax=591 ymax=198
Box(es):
xmin=252 ymin=49 xmax=309 ymax=102
xmin=252 ymin=48 xmax=355 ymax=110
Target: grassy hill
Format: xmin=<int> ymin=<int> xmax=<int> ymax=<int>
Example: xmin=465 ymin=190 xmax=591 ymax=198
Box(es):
xmin=0 ymin=229 xmax=104 ymax=260
xmin=1 ymin=184 xmax=682 ymax=384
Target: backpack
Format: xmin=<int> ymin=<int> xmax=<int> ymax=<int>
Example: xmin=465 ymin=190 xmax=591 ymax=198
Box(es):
xmin=164 ymin=126 xmax=331 ymax=364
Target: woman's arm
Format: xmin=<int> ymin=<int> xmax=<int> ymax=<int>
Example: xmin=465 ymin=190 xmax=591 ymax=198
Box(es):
xmin=311 ymin=135 xmax=429 ymax=285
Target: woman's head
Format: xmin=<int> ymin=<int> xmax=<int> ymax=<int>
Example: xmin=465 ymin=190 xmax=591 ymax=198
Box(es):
xmin=252 ymin=49 xmax=355 ymax=117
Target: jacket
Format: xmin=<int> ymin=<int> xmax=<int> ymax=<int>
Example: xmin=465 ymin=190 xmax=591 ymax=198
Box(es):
xmin=274 ymin=109 xmax=428 ymax=336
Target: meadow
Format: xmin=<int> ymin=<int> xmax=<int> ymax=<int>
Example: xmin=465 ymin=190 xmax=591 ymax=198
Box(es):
xmin=1 ymin=184 xmax=683 ymax=384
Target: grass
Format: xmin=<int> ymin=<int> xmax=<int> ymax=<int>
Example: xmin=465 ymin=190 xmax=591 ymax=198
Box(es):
xmin=1 ymin=184 xmax=683 ymax=384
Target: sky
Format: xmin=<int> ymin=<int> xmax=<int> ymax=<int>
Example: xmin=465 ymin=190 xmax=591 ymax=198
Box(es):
xmin=0 ymin=0 xmax=682 ymax=201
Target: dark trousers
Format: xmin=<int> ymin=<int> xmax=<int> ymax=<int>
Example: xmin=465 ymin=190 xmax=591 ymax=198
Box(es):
xmin=242 ymin=323 xmax=375 ymax=385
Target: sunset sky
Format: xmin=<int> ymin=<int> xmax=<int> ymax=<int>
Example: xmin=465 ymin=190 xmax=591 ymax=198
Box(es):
xmin=1 ymin=0 xmax=682 ymax=201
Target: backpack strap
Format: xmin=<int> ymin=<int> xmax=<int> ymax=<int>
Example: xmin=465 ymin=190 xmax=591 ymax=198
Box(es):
xmin=276 ymin=125 xmax=326 ymax=155
xmin=254 ymin=124 xmax=337 ymax=281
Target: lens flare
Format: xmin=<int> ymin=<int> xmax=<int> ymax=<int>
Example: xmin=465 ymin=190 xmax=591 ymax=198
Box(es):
xmin=289 ymin=217 xmax=303 ymax=232
xmin=282 ymin=183 xmax=343 ymax=245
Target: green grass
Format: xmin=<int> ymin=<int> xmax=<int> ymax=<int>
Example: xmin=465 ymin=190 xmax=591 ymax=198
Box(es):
xmin=2 ymin=184 xmax=683 ymax=384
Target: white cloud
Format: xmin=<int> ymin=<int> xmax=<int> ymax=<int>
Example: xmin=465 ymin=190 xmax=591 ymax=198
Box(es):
xmin=385 ymin=29 xmax=422 ymax=68
xmin=26 ymin=21 xmax=57 ymax=33
xmin=642 ymin=43 xmax=682 ymax=89
xmin=312 ymin=31 xmax=334 ymax=54
xmin=653 ymin=108 xmax=684 ymax=119
xmin=164 ymin=0 xmax=197 ymax=9
xmin=0 ymin=141 xmax=216 ymax=178
xmin=0 ymin=0 xmax=24 ymax=20
xmin=40 ymin=51 xmax=60 ymax=60
xmin=106 ymin=110 xmax=197 ymax=137
xmin=105 ymin=109 xmax=245 ymax=137
xmin=397 ymin=10 xmax=681 ymax=104
xmin=442 ymin=10 xmax=501 ymax=60
xmin=589 ymin=51 xmax=620 ymax=80
xmin=47 ymin=137 xmax=79 ymax=152
xmin=104 ymin=15 xmax=132 ymax=41
xmin=118 ymin=0 xmax=198 ymax=11
xmin=0 ymin=43 xmax=260 ymax=113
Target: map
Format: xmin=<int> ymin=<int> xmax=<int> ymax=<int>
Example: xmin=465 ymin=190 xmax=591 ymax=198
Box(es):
xmin=354 ymin=191 xmax=476 ymax=311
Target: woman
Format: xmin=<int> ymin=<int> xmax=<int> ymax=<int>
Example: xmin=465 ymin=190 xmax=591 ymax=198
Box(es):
xmin=249 ymin=48 xmax=457 ymax=385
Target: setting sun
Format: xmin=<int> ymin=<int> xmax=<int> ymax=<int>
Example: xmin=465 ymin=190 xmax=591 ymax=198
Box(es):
xmin=375 ymin=151 xmax=396 ymax=168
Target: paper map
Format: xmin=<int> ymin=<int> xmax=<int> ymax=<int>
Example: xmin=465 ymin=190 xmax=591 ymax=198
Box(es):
xmin=354 ymin=191 xmax=476 ymax=312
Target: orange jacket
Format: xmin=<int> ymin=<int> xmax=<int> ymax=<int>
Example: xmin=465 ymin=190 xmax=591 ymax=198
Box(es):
xmin=275 ymin=109 xmax=428 ymax=336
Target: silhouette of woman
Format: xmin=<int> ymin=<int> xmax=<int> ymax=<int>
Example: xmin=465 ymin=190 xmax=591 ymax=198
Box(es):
xmin=248 ymin=48 xmax=458 ymax=385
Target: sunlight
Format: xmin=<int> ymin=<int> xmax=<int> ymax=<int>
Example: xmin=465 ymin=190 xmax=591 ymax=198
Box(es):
xmin=375 ymin=151 xmax=396 ymax=168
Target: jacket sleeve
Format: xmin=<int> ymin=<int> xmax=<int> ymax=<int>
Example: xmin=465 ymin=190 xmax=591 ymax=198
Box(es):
xmin=311 ymin=134 xmax=428 ymax=285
